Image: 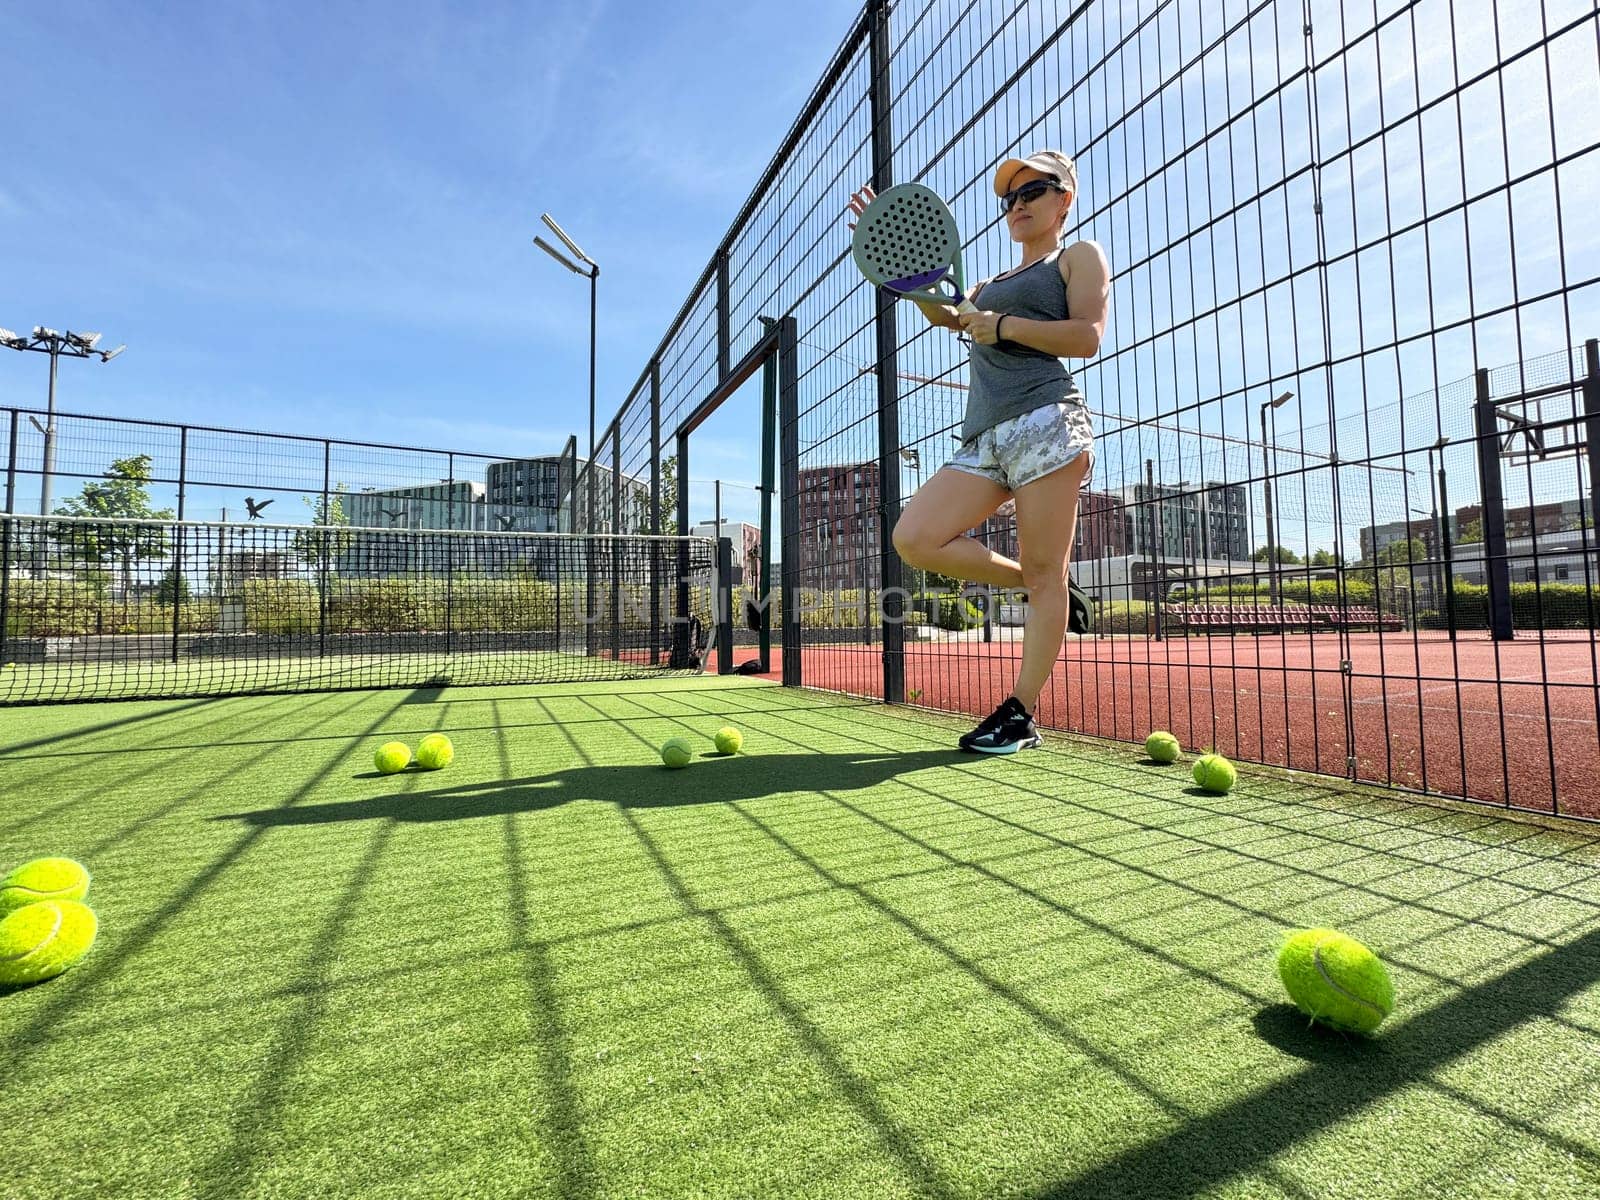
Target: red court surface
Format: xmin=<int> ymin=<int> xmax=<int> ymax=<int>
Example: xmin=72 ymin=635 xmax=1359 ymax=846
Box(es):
xmin=733 ymin=631 xmax=1600 ymax=820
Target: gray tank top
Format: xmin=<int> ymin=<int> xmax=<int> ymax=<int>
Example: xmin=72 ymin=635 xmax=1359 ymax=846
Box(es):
xmin=961 ymin=248 xmax=1083 ymax=443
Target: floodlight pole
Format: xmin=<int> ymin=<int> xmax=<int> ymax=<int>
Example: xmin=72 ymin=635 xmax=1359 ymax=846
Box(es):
xmin=1260 ymin=390 xmax=1293 ymax=605
xmin=0 ymin=326 xmax=126 ymax=516
xmin=534 ymin=216 xmax=599 ymax=543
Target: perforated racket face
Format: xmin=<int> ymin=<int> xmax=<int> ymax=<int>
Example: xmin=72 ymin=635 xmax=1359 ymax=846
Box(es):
xmin=851 ymin=183 xmax=965 ymax=298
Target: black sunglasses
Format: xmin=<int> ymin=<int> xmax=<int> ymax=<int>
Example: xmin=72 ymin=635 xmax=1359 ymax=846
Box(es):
xmin=1000 ymin=178 xmax=1065 ymax=214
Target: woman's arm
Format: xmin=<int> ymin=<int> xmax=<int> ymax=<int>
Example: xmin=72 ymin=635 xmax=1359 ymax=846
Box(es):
xmin=957 ymin=241 xmax=1110 ymax=357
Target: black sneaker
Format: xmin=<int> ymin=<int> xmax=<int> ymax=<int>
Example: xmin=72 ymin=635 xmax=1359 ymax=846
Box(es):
xmin=959 ymin=697 xmax=1042 ymax=755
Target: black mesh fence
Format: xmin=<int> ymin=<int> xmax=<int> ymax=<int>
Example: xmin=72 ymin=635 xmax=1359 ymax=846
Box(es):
xmin=565 ymin=0 xmax=1600 ymax=817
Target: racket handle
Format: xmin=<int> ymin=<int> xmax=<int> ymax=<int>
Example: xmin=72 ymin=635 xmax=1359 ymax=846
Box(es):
xmin=955 ymin=298 xmax=978 ymax=315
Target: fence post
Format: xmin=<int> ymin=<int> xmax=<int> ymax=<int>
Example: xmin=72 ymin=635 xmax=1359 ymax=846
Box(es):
xmin=715 ymin=535 xmax=734 ymax=674
xmin=673 ymin=428 xmax=692 ymax=668
xmin=1438 ymin=459 xmax=1457 ymax=642
xmin=445 ymin=453 xmax=455 ymax=657
xmin=716 ymin=250 xmax=731 ymax=383
xmin=171 ymin=427 xmax=188 ymax=664
xmin=1 ymin=411 xmax=17 ymax=668
xmin=611 ymin=431 xmax=622 ymax=662
xmin=1473 ymin=368 xmax=1514 ymax=641
xmin=319 ymin=440 xmax=331 ymax=658
xmin=867 ymin=0 xmax=905 ymax=704
xmin=1583 ymin=339 xmax=1599 ymax=540
xmin=757 ymin=323 xmax=777 ymax=671
xmin=649 ymin=361 xmax=662 ymax=664
xmin=779 ymin=316 xmax=802 ymax=688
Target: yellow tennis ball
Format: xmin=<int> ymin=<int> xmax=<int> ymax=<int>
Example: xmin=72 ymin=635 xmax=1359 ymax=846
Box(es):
xmin=0 ymin=857 xmax=91 ymax=917
xmin=660 ymin=736 xmax=694 ymax=769
xmin=0 ymin=899 xmax=98 ymax=986
xmin=714 ymin=726 xmax=743 ymax=755
xmin=374 ymin=741 xmax=412 ymax=774
xmin=1145 ymin=731 xmax=1181 ymax=763
xmin=415 ymin=734 xmax=454 ymax=770
xmin=1192 ymin=752 xmax=1237 ymax=793
xmin=1277 ymin=927 xmax=1395 ymax=1035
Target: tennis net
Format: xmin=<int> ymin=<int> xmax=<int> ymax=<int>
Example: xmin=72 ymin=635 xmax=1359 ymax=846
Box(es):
xmin=0 ymin=515 xmax=725 ymax=704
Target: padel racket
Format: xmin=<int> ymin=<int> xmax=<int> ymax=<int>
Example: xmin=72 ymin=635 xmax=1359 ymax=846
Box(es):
xmin=850 ymin=183 xmax=977 ymax=314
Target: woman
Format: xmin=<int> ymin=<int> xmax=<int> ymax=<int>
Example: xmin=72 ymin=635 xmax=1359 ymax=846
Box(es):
xmin=867 ymin=150 xmax=1110 ymax=754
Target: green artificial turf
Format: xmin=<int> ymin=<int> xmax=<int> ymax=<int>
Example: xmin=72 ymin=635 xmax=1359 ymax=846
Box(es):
xmin=2 ymin=678 xmax=1599 ymax=1199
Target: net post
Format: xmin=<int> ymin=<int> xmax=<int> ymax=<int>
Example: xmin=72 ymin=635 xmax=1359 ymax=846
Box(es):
xmin=779 ymin=316 xmax=802 ymax=688
xmin=1474 ymin=367 xmax=1514 ymax=641
xmin=715 ymin=535 xmax=734 ymax=674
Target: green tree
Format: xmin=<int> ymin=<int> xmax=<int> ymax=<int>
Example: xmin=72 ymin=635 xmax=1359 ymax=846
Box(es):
xmin=1309 ymin=548 xmax=1338 ymax=568
xmin=1376 ymin=538 xmax=1426 ymax=566
xmin=1457 ymin=517 xmax=1483 ymax=543
xmin=1252 ymin=544 xmax=1300 ymax=564
xmin=628 ymin=454 xmax=680 ymax=535
xmin=156 ymin=565 xmax=191 ymax=604
xmin=292 ymin=484 xmax=355 ymax=570
xmin=52 ymin=454 xmax=175 ymax=595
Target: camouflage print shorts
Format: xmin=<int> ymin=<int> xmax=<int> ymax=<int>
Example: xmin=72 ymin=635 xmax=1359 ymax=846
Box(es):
xmin=947 ymin=401 xmax=1095 ymax=492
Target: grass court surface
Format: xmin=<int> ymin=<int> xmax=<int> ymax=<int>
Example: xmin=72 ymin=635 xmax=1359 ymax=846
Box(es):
xmin=3 ymin=677 xmax=1599 ymax=1198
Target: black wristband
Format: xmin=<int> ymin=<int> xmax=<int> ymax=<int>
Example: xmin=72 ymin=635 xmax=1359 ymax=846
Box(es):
xmin=997 ymin=315 xmax=1008 ymax=342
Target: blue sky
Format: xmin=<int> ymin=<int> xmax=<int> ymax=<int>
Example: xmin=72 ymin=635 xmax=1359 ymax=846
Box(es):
xmin=1 ymin=0 xmax=862 ymax=526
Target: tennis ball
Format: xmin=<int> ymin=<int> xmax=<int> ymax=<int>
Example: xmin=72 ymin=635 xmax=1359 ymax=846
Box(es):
xmin=1145 ymin=731 xmax=1181 ymax=763
xmin=374 ymin=741 xmax=412 ymax=774
xmin=0 ymin=899 xmax=98 ymax=987
xmin=660 ymin=736 xmax=694 ymax=769
xmin=713 ymin=726 xmax=743 ymax=755
xmin=0 ymin=857 xmax=91 ymax=917
xmin=1277 ymin=927 xmax=1395 ymax=1035
xmin=415 ymin=734 xmax=454 ymax=770
xmin=1192 ymin=752 xmax=1237 ymax=793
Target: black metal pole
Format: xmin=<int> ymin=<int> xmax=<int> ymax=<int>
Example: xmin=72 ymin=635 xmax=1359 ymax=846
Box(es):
xmin=1474 ymin=367 xmax=1514 ymax=641
xmin=649 ymin=361 xmax=662 ymax=664
xmin=585 ymin=268 xmax=598 ymax=658
xmin=1148 ymin=459 xmax=1164 ymax=641
xmin=757 ymin=324 xmax=776 ymax=670
xmin=779 ymin=316 xmax=802 ymax=688
xmin=445 ymin=452 xmax=456 ymax=657
xmin=1 ymin=410 xmax=17 ymax=668
xmin=1439 ymin=460 xmax=1456 ymax=642
xmin=673 ymin=429 xmax=691 ymax=668
xmin=611 ymin=432 xmax=622 ymax=662
xmin=319 ymin=441 xmax=331 ymax=659
xmin=716 ymin=534 xmax=733 ymax=674
xmin=171 ymin=427 xmax=187 ymax=664
xmin=1583 ymin=339 xmax=1600 ymax=538
xmin=40 ymin=347 xmax=59 ymax=517
xmin=867 ymin=0 xmax=904 ymax=704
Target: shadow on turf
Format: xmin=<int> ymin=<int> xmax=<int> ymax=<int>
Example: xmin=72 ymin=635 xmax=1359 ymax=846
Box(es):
xmin=1028 ymin=928 xmax=1600 ymax=1198
xmin=215 ymin=749 xmax=975 ymax=826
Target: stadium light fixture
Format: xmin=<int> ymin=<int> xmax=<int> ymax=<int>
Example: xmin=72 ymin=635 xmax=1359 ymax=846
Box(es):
xmin=0 ymin=324 xmax=127 ymax=515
